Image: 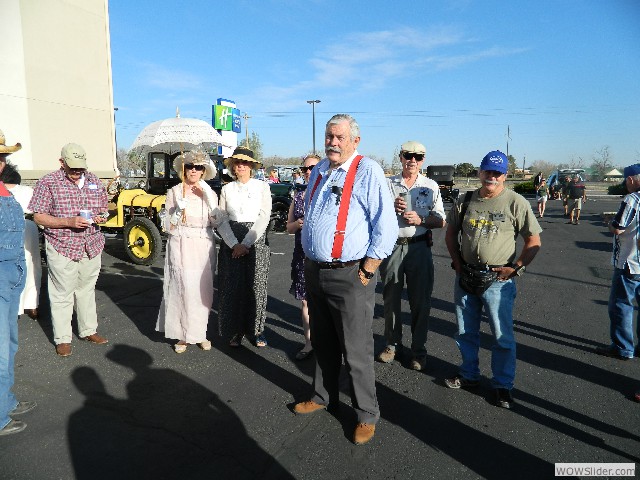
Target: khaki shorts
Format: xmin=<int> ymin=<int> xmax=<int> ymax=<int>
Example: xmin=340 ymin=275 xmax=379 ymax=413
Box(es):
xmin=569 ymin=198 xmax=582 ymax=211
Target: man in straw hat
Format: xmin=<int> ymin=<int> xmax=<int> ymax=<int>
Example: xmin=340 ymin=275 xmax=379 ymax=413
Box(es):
xmin=0 ymin=129 xmax=37 ymax=435
xmin=293 ymin=114 xmax=397 ymax=445
xmin=29 ymin=143 xmax=109 ymax=357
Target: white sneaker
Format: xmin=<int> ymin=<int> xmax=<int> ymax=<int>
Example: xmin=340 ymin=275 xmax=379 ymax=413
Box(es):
xmin=174 ymin=343 xmax=187 ymax=354
xmin=198 ymin=340 xmax=212 ymax=351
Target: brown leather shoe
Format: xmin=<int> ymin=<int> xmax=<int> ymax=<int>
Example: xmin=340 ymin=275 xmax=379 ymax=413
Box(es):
xmin=81 ymin=333 xmax=108 ymax=345
xmin=24 ymin=308 xmax=39 ymax=320
xmin=293 ymin=400 xmax=327 ymax=415
xmin=353 ymin=423 xmax=376 ymax=445
xmin=56 ymin=343 xmax=72 ymax=357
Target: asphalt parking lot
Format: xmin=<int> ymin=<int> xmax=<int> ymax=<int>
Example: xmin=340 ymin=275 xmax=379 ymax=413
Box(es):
xmin=1 ymin=194 xmax=638 ymax=480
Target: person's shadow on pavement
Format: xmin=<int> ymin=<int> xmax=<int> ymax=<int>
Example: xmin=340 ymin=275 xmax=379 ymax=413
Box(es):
xmin=68 ymin=344 xmax=293 ymax=480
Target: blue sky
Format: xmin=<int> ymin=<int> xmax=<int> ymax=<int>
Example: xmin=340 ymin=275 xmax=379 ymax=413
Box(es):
xmin=109 ymin=0 xmax=640 ymax=168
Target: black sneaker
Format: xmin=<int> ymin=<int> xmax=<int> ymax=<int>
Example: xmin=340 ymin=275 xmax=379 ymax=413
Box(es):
xmin=494 ymin=388 xmax=514 ymax=409
xmin=444 ymin=375 xmax=479 ymax=389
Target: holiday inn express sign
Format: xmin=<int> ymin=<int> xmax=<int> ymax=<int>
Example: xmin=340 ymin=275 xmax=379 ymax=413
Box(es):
xmin=213 ymin=104 xmax=241 ymax=133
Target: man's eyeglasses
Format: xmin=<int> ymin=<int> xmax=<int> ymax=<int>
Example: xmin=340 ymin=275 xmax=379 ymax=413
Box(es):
xmin=64 ymin=163 xmax=86 ymax=174
xmin=184 ymin=164 xmax=205 ymax=171
xmin=300 ymin=165 xmax=317 ymax=173
xmin=401 ymin=152 xmax=424 ymax=161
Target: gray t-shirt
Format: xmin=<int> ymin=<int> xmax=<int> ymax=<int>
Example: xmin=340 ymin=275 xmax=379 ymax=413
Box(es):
xmin=447 ymin=188 xmax=542 ymax=266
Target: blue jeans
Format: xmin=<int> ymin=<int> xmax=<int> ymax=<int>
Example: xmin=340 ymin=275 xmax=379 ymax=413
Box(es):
xmin=607 ymin=268 xmax=640 ymax=358
xmin=0 ymin=193 xmax=26 ymax=429
xmin=454 ymin=276 xmax=517 ymax=389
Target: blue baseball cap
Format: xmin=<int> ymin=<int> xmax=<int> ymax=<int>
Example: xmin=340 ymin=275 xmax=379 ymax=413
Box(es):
xmin=480 ymin=150 xmax=508 ymax=175
xmin=623 ymin=164 xmax=640 ymax=179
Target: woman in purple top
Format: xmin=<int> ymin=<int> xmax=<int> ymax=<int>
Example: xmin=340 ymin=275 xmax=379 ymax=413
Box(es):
xmin=286 ymin=154 xmax=320 ymax=360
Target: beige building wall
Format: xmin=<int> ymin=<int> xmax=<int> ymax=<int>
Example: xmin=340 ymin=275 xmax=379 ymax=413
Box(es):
xmin=0 ymin=0 xmax=117 ymax=180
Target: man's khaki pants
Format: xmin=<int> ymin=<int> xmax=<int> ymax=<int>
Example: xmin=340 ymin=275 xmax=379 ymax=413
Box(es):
xmin=46 ymin=242 xmax=101 ymax=345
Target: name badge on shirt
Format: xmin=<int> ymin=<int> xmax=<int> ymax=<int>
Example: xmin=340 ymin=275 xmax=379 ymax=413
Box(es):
xmin=87 ymin=184 xmax=98 ymax=190
xmin=490 ymin=211 xmax=506 ymax=222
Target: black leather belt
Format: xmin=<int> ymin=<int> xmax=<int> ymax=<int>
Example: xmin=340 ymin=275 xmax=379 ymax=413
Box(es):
xmin=465 ymin=263 xmax=510 ymax=271
xmin=311 ymin=259 xmax=360 ymax=269
xmin=396 ymin=233 xmax=427 ymax=245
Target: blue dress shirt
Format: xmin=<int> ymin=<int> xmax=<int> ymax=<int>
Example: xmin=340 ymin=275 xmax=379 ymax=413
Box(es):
xmin=301 ymin=151 xmax=398 ymax=262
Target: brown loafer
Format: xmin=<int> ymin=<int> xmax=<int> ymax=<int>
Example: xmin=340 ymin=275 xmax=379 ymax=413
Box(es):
xmin=56 ymin=343 xmax=72 ymax=357
xmin=81 ymin=333 xmax=108 ymax=345
xmin=24 ymin=308 xmax=39 ymax=320
xmin=353 ymin=423 xmax=376 ymax=445
xmin=293 ymin=400 xmax=327 ymax=415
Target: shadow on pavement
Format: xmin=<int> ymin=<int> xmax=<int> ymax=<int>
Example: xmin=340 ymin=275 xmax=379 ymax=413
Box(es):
xmin=68 ymin=345 xmax=294 ymax=480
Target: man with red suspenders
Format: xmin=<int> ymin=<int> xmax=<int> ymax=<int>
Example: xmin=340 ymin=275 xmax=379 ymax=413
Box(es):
xmin=293 ymin=114 xmax=397 ymax=445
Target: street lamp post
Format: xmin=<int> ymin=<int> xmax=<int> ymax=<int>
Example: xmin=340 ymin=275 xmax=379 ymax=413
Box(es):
xmin=306 ymin=100 xmax=321 ymax=154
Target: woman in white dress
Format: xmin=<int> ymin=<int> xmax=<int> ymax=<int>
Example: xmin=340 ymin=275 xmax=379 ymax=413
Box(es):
xmin=0 ymin=162 xmax=41 ymax=319
xmin=156 ymin=151 xmax=223 ymax=353
xmin=216 ymin=146 xmax=272 ymax=348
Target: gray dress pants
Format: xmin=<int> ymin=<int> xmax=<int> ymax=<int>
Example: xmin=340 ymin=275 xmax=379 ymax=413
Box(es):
xmin=304 ymin=259 xmax=379 ymax=424
xmin=380 ymin=241 xmax=434 ymax=356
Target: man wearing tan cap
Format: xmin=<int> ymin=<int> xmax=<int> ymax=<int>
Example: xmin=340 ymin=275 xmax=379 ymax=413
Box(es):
xmin=376 ymin=141 xmax=446 ymax=371
xmin=29 ymin=143 xmax=109 ymax=357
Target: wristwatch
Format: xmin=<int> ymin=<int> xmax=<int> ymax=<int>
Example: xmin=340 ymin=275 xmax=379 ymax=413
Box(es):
xmin=359 ymin=266 xmax=375 ymax=279
xmin=419 ymin=215 xmax=428 ymax=225
xmin=513 ymin=264 xmax=526 ymax=276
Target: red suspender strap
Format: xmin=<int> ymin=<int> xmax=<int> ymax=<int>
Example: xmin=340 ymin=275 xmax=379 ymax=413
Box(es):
xmin=331 ymin=155 xmax=363 ymax=260
xmin=309 ymin=173 xmax=322 ymax=201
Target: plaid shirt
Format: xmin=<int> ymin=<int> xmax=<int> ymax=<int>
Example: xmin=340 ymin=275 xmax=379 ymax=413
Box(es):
xmin=29 ymin=168 xmax=108 ymax=260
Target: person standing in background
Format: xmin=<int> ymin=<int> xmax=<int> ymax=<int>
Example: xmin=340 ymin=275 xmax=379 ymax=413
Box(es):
xmin=596 ymin=163 xmax=640 ymax=361
xmin=286 ymin=154 xmax=320 ymax=360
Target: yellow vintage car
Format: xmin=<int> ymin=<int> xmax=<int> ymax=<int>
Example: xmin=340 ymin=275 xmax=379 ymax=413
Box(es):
xmin=101 ymin=185 xmax=166 ymax=265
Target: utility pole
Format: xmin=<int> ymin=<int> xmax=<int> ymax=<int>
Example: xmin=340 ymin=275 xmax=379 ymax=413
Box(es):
xmin=505 ymin=125 xmax=511 ymax=177
xmin=306 ymin=100 xmax=321 ymax=154
xmin=242 ymin=112 xmax=251 ymax=146
xmin=522 ymin=154 xmax=526 ymax=179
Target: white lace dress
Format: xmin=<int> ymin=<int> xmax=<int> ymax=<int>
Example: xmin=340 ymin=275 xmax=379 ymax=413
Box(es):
xmin=155 ymin=184 xmax=220 ymax=343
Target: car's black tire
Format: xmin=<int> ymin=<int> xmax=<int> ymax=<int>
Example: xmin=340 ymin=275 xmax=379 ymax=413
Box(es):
xmin=269 ymin=202 xmax=289 ymax=232
xmin=123 ymin=217 xmax=163 ymax=265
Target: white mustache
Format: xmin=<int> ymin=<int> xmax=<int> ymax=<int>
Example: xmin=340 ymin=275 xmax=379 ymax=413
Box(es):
xmin=326 ymin=146 xmax=341 ymax=154
xmin=483 ymin=180 xmax=499 ymax=186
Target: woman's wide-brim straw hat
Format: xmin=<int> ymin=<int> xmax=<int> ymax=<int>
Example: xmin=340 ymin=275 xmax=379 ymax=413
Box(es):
xmin=172 ymin=151 xmax=217 ymax=181
xmin=0 ymin=129 xmax=22 ymax=154
xmin=224 ymin=145 xmax=262 ymax=169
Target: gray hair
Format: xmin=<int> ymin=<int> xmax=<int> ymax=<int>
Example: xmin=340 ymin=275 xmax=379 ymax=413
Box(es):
xmin=326 ymin=114 xmax=360 ymax=141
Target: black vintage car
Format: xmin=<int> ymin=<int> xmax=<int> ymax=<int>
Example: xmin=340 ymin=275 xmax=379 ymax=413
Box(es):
xmin=426 ymin=165 xmax=459 ymax=202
